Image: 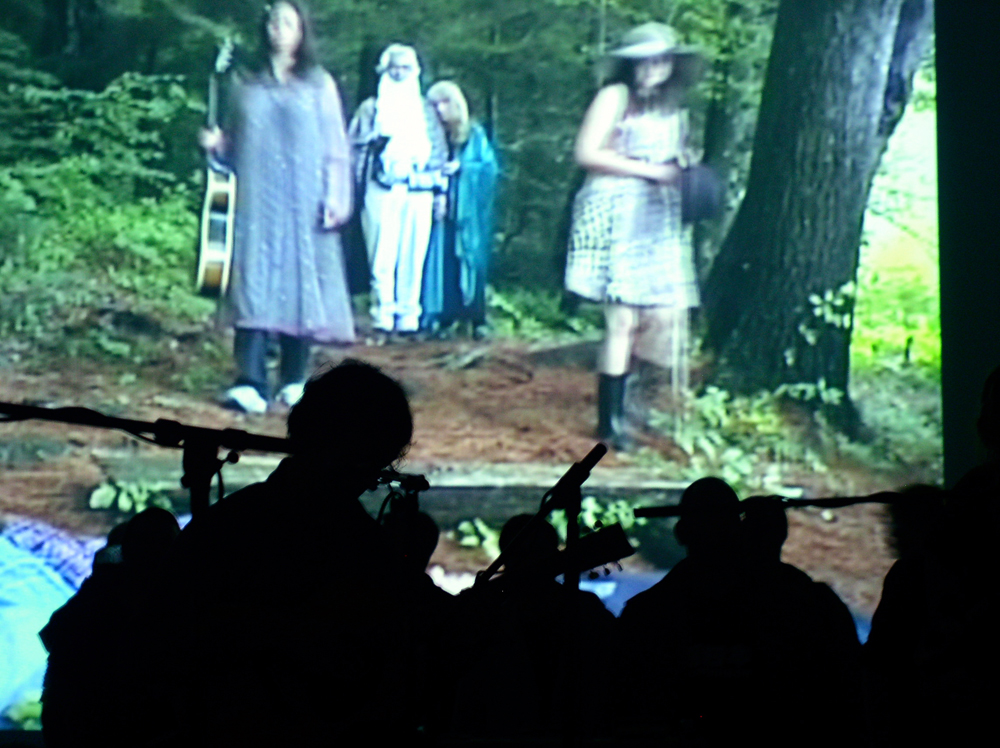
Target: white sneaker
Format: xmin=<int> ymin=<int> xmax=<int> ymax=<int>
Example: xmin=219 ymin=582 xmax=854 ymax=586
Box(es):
xmin=276 ymin=382 xmax=305 ymax=407
xmin=223 ymin=385 xmax=268 ymax=414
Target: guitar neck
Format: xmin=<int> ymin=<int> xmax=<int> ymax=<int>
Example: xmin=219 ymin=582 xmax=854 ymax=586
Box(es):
xmin=207 ymin=73 xmax=219 ymax=129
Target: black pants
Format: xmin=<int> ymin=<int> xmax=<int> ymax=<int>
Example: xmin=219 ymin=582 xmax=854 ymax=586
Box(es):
xmin=234 ymin=328 xmax=310 ymax=399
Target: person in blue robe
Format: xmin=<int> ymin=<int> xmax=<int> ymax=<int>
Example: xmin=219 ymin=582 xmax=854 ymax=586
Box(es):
xmin=421 ymin=81 xmax=499 ymax=337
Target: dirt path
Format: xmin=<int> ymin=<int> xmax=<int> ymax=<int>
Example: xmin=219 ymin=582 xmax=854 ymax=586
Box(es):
xmin=0 ymin=336 xmax=900 ymax=617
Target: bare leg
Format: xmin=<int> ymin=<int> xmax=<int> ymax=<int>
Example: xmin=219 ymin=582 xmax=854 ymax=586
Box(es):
xmin=599 ymin=304 xmax=639 ymax=375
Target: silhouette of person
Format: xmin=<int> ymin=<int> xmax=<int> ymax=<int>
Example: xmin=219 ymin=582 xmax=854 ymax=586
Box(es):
xmin=618 ymin=477 xmax=748 ymax=738
xmin=39 ymin=507 xmax=180 ymax=748
xmin=866 ymin=364 xmax=1000 ymax=747
xmin=125 ymin=360 xmax=448 ymax=745
xmin=383 ymin=509 xmax=440 ymax=575
xmin=739 ymin=495 xmax=864 ymax=746
xmin=864 ymin=486 xmax=945 ymax=747
xmin=90 ymin=519 xmax=128 ymax=567
xmin=451 ymin=514 xmax=615 ymax=738
xmin=953 ymin=362 xmax=1000 ymax=498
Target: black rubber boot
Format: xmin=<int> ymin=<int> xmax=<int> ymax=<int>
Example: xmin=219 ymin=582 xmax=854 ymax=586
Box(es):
xmin=597 ymin=373 xmax=632 ymax=451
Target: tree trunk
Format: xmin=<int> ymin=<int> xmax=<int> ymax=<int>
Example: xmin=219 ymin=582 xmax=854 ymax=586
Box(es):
xmin=694 ymin=1 xmax=778 ymax=285
xmin=702 ymin=0 xmax=932 ymax=430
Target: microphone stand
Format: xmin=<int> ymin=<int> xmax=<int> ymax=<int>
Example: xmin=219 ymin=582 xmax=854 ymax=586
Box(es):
xmin=633 ymin=490 xmax=904 ymax=518
xmin=0 ymin=401 xmax=292 ymax=517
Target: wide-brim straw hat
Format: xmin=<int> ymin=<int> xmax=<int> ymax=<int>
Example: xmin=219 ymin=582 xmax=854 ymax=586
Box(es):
xmin=608 ymin=22 xmax=697 ymax=59
xmin=601 ymin=22 xmax=701 ymax=88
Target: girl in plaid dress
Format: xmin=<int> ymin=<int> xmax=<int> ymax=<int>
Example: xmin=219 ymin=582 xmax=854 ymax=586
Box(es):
xmin=565 ymin=23 xmax=700 ymax=450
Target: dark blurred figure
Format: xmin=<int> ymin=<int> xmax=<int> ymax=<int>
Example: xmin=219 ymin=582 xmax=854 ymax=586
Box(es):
xmin=39 ymin=507 xmax=179 ymax=748
xmin=124 ymin=360 xmax=449 ymax=745
xmin=739 ymin=496 xmax=864 ymax=746
xmin=864 ymin=485 xmax=947 ymax=747
xmin=977 ymin=363 xmax=1000 ymax=461
xmin=451 ymin=514 xmax=615 ymax=738
xmin=865 ymin=366 xmax=1000 ymax=746
xmin=90 ymin=519 xmax=128 ymax=567
xmin=953 ymin=362 xmax=1000 ymax=498
xmin=740 ymin=494 xmax=789 ymax=563
xmin=383 ymin=509 xmax=441 ymax=575
xmin=381 ymin=506 xmax=459 ymax=733
xmin=619 ymin=477 xmax=748 ymax=739
xmin=621 ymin=481 xmax=864 ymax=744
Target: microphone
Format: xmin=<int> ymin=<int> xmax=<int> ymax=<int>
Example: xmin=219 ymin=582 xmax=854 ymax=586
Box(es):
xmin=377 ymin=469 xmax=430 ymax=493
xmin=543 ymin=442 xmax=608 ymax=509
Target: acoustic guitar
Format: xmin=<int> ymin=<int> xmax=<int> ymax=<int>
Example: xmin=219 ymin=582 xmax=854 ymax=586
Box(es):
xmin=196 ymin=40 xmax=237 ymax=298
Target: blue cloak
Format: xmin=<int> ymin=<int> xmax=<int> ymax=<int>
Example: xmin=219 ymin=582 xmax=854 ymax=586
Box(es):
xmin=421 ymin=123 xmax=499 ymax=329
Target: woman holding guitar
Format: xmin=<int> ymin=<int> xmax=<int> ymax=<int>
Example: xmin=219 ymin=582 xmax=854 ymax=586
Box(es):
xmin=199 ymin=1 xmax=354 ymax=413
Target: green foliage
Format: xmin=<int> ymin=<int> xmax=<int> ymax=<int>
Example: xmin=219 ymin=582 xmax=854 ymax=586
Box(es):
xmin=2 ymin=690 xmax=41 ymax=731
xmin=634 ymin=370 xmax=940 ymax=493
xmin=0 ymin=39 xmax=213 ymax=360
xmin=455 ymin=518 xmax=501 ymax=559
xmin=487 ymin=287 xmax=602 ymax=339
xmin=89 ymin=479 xmax=177 ymax=514
xmin=853 ymin=66 xmax=939 ymax=379
xmin=629 ymin=385 xmax=826 ymax=496
xmin=1 ymin=51 xmax=198 ymax=195
xmin=454 ymin=497 xmax=649 ymax=563
xmin=550 ymin=496 xmax=648 ymax=545
xmin=0 ymin=186 xmax=213 ymax=354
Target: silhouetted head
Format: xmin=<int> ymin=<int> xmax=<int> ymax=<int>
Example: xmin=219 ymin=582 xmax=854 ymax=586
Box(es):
xmin=674 ymin=477 xmax=741 ymax=557
xmin=384 ymin=510 xmax=440 ymax=573
xmin=500 ymin=514 xmax=560 ymax=577
xmin=287 ymin=359 xmax=413 ymax=474
xmin=93 ymin=521 xmax=130 ymax=567
xmin=977 ymin=364 xmax=1000 ymax=457
xmin=122 ymin=507 xmax=180 ymax=570
xmin=740 ymin=496 xmax=788 ymax=563
xmin=108 ymin=521 xmax=129 ymax=547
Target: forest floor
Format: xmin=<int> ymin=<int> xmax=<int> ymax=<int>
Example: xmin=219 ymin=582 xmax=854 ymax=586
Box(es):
xmin=0 ymin=330 xmax=936 ymax=619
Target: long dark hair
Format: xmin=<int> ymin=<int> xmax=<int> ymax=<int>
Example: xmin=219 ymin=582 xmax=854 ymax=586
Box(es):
xmin=251 ymin=0 xmax=319 ymax=78
xmin=605 ymin=54 xmax=699 ymax=112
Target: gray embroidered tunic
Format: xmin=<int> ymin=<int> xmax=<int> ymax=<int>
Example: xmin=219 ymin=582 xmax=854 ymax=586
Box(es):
xmin=223 ymin=67 xmax=355 ymax=343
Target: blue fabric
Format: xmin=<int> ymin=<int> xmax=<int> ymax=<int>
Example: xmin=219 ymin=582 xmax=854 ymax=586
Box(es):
xmin=421 ymin=124 xmax=499 ymax=329
xmin=0 ymin=533 xmax=76 ymax=715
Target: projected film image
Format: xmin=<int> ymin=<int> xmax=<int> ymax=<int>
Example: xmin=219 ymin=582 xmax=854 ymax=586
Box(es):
xmin=0 ymin=0 xmax=939 ymax=735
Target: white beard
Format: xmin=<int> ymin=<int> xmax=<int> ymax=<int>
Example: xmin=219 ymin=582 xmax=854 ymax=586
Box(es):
xmin=374 ymin=74 xmax=432 ymax=177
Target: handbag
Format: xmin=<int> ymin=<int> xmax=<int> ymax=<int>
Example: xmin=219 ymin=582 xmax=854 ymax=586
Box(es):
xmin=680 ymin=163 xmax=723 ymax=224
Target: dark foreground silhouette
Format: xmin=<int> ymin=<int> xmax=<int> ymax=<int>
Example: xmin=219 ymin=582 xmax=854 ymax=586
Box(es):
xmin=36 ymin=361 xmax=1000 ymax=746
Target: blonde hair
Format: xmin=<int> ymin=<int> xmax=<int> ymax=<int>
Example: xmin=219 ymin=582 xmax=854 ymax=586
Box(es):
xmin=427 ymin=80 xmax=471 ymax=146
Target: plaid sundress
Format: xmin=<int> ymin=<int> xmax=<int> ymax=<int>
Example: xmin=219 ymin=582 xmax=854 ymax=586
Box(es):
xmin=565 ymin=108 xmax=698 ymax=309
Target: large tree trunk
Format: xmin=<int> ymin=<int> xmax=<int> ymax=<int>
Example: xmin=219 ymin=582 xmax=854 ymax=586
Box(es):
xmin=694 ymin=1 xmax=778 ymax=284
xmin=702 ymin=0 xmax=932 ymax=430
